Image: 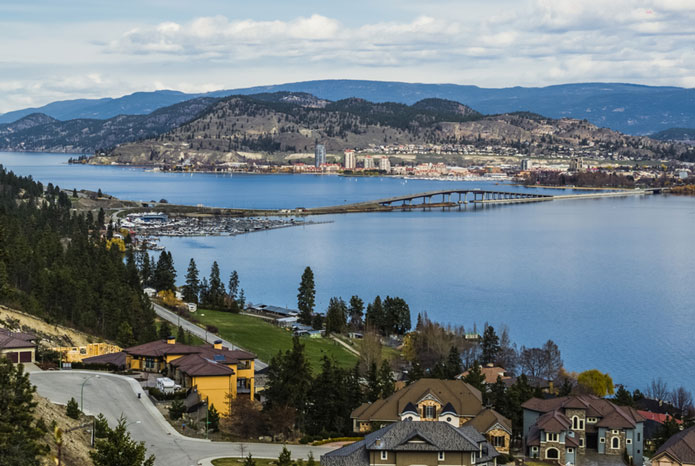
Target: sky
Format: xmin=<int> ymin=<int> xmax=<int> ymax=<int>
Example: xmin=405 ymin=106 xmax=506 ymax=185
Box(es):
xmin=1 ymin=0 xmax=694 ymax=113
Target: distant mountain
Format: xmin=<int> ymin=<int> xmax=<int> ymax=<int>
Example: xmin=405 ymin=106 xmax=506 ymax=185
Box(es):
xmin=90 ymin=92 xmax=690 ymax=167
xmin=0 ymin=97 xmax=217 ymax=153
xmin=3 ymin=80 xmax=695 ymax=135
xmin=650 ymin=127 xmax=695 ymax=143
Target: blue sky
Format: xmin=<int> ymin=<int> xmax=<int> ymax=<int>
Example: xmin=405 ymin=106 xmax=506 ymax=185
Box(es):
xmin=1 ymin=0 xmax=694 ymax=113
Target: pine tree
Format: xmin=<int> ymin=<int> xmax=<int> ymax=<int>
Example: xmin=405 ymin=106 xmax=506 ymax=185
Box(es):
xmin=365 ymin=296 xmax=384 ymax=334
xmin=277 ymin=447 xmax=292 ymax=466
xmin=348 ymin=295 xmax=364 ymax=330
xmin=91 ymin=416 xmax=155 ymax=466
xmin=66 ymin=397 xmax=80 ymax=419
xmin=243 ymin=453 xmax=256 ymax=466
xmin=481 ymin=325 xmax=501 ymax=365
xmin=297 ymin=266 xmax=315 ymax=325
xmin=228 ymin=270 xmax=239 ymax=301
xmin=379 ymin=362 xmax=394 ymax=398
xmin=463 ymin=361 xmax=486 ymax=393
xmin=444 ymin=346 xmax=462 ymax=379
xmin=207 ymin=404 xmax=220 ymax=432
xmin=153 ymin=251 xmax=176 ymax=292
xmin=183 ymin=258 xmax=200 ymax=303
xmin=306 ymin=451 xmax=317 ymax=466
xmin=208 ymin=261 xmax=225 ymax=309
xmin=0 ymin=359 xmax=48 ymax=463
xmin=366 ymin=362 xmax=381 ymax=402
xmin=176 ymin=325 xmax=187 ymax=345
xmin=97 ymin=207 xmax=105 ymax=227
xmin=158 ymin=321 xmax=172 ymax=340
xmin=325 ymin=297 xmax=348 ymax=334
xmin=94 ymin=413 xmax=109 ymax=438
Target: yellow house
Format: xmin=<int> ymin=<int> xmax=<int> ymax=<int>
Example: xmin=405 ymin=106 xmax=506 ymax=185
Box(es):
xmin=123 ymin=337 xmax=255 ymax=414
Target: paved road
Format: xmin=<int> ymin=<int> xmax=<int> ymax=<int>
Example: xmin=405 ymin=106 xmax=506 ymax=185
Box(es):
xmin=31 ymin=371 xmax=332 ymax=466
xmin=151 ymin=301 xmax=268 ymax=370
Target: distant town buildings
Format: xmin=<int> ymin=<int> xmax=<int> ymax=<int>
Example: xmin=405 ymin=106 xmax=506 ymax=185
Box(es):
xmin=363 ymin=155 xmax=375 ymax=169
xmin=314 ymin=144 xmax=326 ymax=168
xmin=569 ymin=157 xmax=585 ymax=172
xmin=379 ymin=156 xmax=391 ymax=172
xmin=344 ymin=150 xmax=356 ymax=169
xmin=521 ymin=159 xmax=533 ymax=170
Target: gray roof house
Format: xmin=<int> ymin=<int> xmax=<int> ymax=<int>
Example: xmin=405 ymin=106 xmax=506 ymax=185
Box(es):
xmin=320 ymin=421 xmax=499 ymax=466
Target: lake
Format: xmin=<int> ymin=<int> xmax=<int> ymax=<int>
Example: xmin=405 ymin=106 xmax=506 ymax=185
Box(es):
xmin=2 ymin=151 xmax=695 ymax=391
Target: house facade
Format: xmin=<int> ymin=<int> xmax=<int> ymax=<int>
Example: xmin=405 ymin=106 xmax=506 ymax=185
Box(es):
xmin=0 ymin=328 xmax=37 ymax=363
xmin=522 ymin=395 xmax=645 ymax=465
xmin=651 ymin=425 xmax=695 ymax=466
xmin=321 ymin=421 xmax=500 ymax=466
xmin=351 ymin=378 xmax=512 ymax=454
xmin=123 ymin=337 xmax=255 ymax=413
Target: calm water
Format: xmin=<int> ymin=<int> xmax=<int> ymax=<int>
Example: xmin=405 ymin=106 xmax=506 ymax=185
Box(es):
xmin=2 ymin=151 xmax=695 ymax=391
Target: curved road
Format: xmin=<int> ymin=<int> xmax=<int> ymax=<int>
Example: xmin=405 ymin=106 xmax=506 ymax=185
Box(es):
xmin=30 ymin=371 xmax=331 ymax=466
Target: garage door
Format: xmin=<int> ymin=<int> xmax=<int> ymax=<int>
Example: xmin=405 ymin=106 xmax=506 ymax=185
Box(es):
xmin=20 ymin=351 xmax=32 ymax=363
xmin=5 ymin=352 xmax=18 ymax=363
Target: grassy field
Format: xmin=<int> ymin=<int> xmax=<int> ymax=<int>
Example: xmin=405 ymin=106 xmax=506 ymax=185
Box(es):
xmin=194 ymin=310 xmax=358 ymax=372
xmin=212 ymin=459 xmax=276 ymax=466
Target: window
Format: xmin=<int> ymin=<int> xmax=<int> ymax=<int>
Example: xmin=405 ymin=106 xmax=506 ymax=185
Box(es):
xmin=600 ymin=438 xmax=605 ymax=444
xmin=547 ymin=433 xmax=559 ymax=442
xmin=579 ymin=438 xmax=584 ymax=447
xmin=579 ymin=419 xmax=585 ymax=430
xmin=572 ymin=416 xmax=579 ymax=429
xmin=637 ymin=433 xmax=641 ymax=442
xmin=627 ymin=439 xmax=632 ymax=445
xmin=612 ymin=437 xmax=620 ymax=449
xmin=446 ymin=417 xmax=452 ymax=422
xmin=380 ymin=451 xmax=388 ymax=460
xmin=425 ymin=405 xmax=436 ymax=419
xmin=439 ymin=452 xmax=445 ymax=461
xmin=493 ymin=436 xmax=506 ymax=447
xmin=568 ymin=448 xmax=574 ymax=453
xmin=546 ymin=448 xmax=560 ymax=459
xmin=612 ymin=430 xmax=619 ymax=434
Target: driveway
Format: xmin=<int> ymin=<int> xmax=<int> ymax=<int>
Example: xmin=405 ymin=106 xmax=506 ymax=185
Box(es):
xmin=30 ymin=370 xmax=332 ymax=466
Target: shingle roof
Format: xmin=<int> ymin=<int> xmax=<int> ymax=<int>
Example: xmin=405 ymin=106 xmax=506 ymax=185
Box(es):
xmin=537 ymin=410 xmax=571 ymax=433
xmin=522 ymin=395 xmax=644 ymax=430
xmin=351 ymin=378 xmax=483 ymax=422
xmin=469 ymin=408 xmax=512 ymax=434
xmin=654 ymin=425 xmax=695 ymax=465
xmin=0 ymin=334 xmax=36 ymax=350
xmin=124 ymin=340 xmax=201 ymax=358
xmin=322 ymin=421 xmax=497 ymax=466
xmin=170 ymin=353 xmax=236 ymax=377
xmin=441 ymin=402 xmax=457 ymax=415
xmin=0 ymin=328 xmax=37 ymax=342
xmin=83 ymin=351 xmax=127 ymax=368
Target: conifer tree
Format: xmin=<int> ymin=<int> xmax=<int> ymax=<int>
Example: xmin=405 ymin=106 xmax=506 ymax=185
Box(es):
xmin=208 ymin=404 xmax=220 ymax=432
xmin=66 ymin=397 xmax=80 ymax=419
xmin=228 ymin=270 xmax=239 ymax=301
xmin=379 ymin=362 xmax=395 ymax=398
xmin=183 ymin=258 xmax=200 ymax=303
xmin=91 ymin=416 xmax=155 ymax=466
xmin=481 ymin=325 xmax=501 ymax=365
xmin=463 ymin=361 xmax=486 ymax=393
xmin=277 ymin=447 xmax=292 ymax=466
xmin=297 ymin=266 xmax=315 ymax=325
xmin=176 ymin=325 xmax=187 ymax=345
xmin=0 ymin=359 xmax=47 ymax=463
xmin=325 ymin=297 xmax=348 ymax=334
xmin=366 ymin=362 xmax=381 ymax=402
xmin=208 ymin=261 xmax=225 ymax=309
xmin=158 ymin=321 xmax=172 ymax=340
xmin=348 ymin=295 xmax=364 ymax=330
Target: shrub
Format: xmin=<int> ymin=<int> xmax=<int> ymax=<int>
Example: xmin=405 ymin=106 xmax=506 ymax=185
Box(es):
xmin=169 ymin=400 xmax=185 ymax=420
xmin=206 ymin=324 xmax=219 ymax=334
xmin=66 ymin=397 xmax=80 ymax=419
xmin=146 ymin=387 xmax=187 ymax=401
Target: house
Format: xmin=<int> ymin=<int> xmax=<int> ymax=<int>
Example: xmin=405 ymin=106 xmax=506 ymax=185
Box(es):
xmin=51 ymin=342 xmax=122 ymax=363
xmin=351 ymin=378 xmax=512 ymax=454
xmin=246 ymin=303 xmax=299 ymax=319
xmin=0 ymin=328 xmax=37 ymax=363
xmin=461 ymin=364 xmax=511 ymax=384
xmin=522 ymin=395 xmax=645 ymax=465
xmin=651 ymin=424 xmax=695 ymax=466
xmin=82 ymin=351 xmax=127 ymax=370
xmin=123 ymin=337 xmax=255 ymax=413
xmin=638 ymin=410 xmax=683 ymax=451
xmin=321 ymin=420 xmax=500 ymax=466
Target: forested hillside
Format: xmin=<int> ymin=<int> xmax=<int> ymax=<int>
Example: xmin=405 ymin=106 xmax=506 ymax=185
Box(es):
xmin=0 ymin=165 xmax=156 ymax=345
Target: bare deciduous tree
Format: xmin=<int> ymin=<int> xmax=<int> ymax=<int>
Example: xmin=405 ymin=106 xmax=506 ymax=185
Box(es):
xmin=646 ymin=378 xmax=669 ymax=401
xmin=670 ymin=386 xmax=693 ymax=413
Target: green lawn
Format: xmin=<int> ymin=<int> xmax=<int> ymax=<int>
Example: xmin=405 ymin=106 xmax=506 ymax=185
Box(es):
xmin=194 ymin=310 xmax=358 ymax=372
xmin=212 ymin=459 xmax=275 ymax=466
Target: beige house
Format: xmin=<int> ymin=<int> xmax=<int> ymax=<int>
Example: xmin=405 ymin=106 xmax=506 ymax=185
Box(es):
xmin=0 ymin=328 xmax=37 ymax=363
xmin=652 ymin=425 xmax=695 ymax=466
xmin=321 ymin=421 xmax=499 ymax=466
xmin=351 ymin=378 xmax=512 ymax=454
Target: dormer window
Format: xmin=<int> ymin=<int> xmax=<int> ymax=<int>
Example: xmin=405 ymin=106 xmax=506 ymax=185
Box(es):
xmin=425 ymin=405 xmax=436 ymax=419
xmin=547 ymin=433 xmax=559 ymax=442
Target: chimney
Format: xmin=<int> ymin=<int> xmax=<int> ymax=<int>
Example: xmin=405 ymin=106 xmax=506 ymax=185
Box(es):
xmin=213 ymin=339 xmax=223 ymax=350
xmin=167 ymin=336 xmax=176 ymax=345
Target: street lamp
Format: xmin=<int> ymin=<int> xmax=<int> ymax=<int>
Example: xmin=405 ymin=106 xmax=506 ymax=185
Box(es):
xmin=80 ymin=374 xmax=100 ymax=413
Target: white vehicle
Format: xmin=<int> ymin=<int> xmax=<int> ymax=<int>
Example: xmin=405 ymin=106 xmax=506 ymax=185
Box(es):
xmin=156 ymin=377 xmax=179 ymax=394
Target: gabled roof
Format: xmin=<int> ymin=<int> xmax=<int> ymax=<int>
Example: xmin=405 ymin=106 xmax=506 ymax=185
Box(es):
xmin=83 ymin=351 xmax=127 ymax=368
xmin=170 ymin=353 xmax=236 ymax=377
xmin=537 ymin=410 xmax=571 ymax=433
xmin=653 ymin=425 xmax=695 ymax=465
xmin=402 ymin=402 xmax=418 ymax=414
xmin=0 ymin=328 xmax=37 ymax=342
xmin=351 ymin=378 xmax=483 ymax=422
xmin=124 ymin=340 xmax=201 ymax=358
xmin=469 ymin=408 xmax=512 ymax=434
xmin=522 ymin=395 xmax=644 ymax=430
xmin=441 ymin=402 xmax=457 ymax=415
xmin=0 ymin=334 xmax=36 ymax=350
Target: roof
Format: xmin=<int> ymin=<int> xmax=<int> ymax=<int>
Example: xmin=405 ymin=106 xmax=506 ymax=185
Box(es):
xmin=0 ymin=328 xmax=37 ymax=342
xmin=124 ymin=339 xmax=255 ymax=362
xmin=469 ymin=408 xmax=512 ymax=434
xmin=653 ymin=425 xmax=695 ymax=465
xmin=351 ymin=378 xmax=483 ymax=422
xmin=637 ymin=410 xmax=683 ymax=425
xmin=537 ymin=410 xmax=571 ymax=433
xmin=248 ymin=304 xmax=298 ymax=316
xmin=522 ymin=395 xmax=645 ymax=430
xmin=82 ymin=351 xmax=127 ymax=368
xmin=0 ymin=333 xmax=36 ymax=350
xmin=461 ymin=365 xmax=509 ymax=384
xmin=321 ymin=421 xmax=497 ymax=466
xmin=170 ymin=353 xmax=236 ymax=377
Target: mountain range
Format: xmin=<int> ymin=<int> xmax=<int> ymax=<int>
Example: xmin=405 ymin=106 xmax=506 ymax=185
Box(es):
xmin=2 ymin=80 xmax=695 ymax=136
xmin=84 ymin=93 xmax=691 ymax=167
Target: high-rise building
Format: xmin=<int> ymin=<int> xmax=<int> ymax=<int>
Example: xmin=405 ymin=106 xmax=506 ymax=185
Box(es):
xmin=314 ymin=144 xmax=326 ymax=168
xmin=344 ymin=150 xmax=356 ymax=169
xmin=379 ymin=156 xmax=391 ymax=172
xmin=363 ymin=156 xmax=375 ymax=169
